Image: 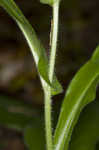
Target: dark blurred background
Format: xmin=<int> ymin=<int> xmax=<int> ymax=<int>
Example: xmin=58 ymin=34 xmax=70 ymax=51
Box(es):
xmin=0 ymin=0 xmax=99 ymax=149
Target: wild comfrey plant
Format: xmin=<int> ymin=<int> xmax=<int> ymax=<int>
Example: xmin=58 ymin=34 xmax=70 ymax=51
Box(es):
xmin=0 ymin=0 xmax=99 ymax=150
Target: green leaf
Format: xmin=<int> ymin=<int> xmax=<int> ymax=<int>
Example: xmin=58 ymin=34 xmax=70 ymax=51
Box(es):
xmin=69 ymin=101 xmax=99 ymax=150
xmin=53 ymin=46 xmax=99 ymax=150
xmin=40 ymin=0 xmax=61 ymax=6
xmin=0 ymin=0 xmax=24 ymax=22
xmin=0 ymin=0 xmax=62 ymax=95
xmin=24 ymin=125 xmax=45 ymax=150
xmin=51 ymin=76 xmax=63 ymax=95
xmin=40 ymin=0 xmax=54 ymax=5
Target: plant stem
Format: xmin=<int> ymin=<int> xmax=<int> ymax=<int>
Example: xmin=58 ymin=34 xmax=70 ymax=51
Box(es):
xmin=44 ymin=2 xmax=59 ymax=150
xmin=49 ymin=2 xmax=59 ymax=82
xmin=44 ymin=89 xmax=53 ymax=150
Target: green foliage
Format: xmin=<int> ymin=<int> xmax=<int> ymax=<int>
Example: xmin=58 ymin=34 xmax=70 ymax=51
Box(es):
xmin=0 ymin=0 xmax=62 ymax=96
xmin=69 ymin=101 xmax=99 ymax=150
xmin=54 ymin=46 xmax=99 ymax=150
xmin=40 ymin=0 xmax=61 ymax=6
xmin=51 ymin=76 xmax=63 ymax=95
xmin=0 ymin=0 xmax=99 ymax=150
xmin=40 ymin=0 xmax=54 ymax=5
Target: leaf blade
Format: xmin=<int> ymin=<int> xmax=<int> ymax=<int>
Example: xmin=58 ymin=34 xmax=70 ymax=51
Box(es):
xmin=0 ymin=0 xmax=62 ymax=95
xmin=40 ymin=0 xmax=61 ymax=6
xmin=69 ymin=101 xmax=99 ymax=150
xmin=54 ymin=46 xmax=99 ymax=150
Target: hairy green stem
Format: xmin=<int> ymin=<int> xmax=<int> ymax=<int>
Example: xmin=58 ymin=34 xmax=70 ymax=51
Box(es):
xmin=44 ymin=89 xmax=53 ymax=150
xmin=49 ymin=2 xmax=59 ymax=81
xmin=44 ymin=2 xmax=59 ymax=150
